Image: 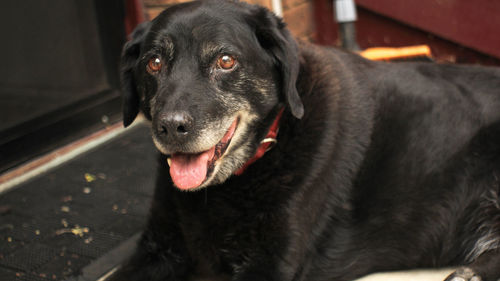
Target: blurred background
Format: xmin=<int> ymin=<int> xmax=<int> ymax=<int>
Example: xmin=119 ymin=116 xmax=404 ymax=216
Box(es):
xmin=0 ymin=0 xmax=499 ymax=280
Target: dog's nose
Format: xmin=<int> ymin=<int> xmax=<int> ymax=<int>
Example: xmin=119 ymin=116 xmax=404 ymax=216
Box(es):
xmin=157 ymin=111 xmax=193 ymax=140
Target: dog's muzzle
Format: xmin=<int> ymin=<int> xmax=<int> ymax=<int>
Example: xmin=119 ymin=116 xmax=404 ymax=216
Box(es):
xmin=165 ymin=118 xmax=239 ymax=190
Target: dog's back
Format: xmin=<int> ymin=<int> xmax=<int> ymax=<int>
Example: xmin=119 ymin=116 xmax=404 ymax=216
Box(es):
xmin=269 ymin=44 xmax=500 ymax=280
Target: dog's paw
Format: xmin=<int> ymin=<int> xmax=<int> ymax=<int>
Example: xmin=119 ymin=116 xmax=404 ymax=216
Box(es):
xmin=444 ymin=267 xmax=482 ymax=281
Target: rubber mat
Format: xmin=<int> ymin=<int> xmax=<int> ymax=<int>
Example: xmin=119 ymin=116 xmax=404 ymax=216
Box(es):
xmin=0 ymin=123 xmax=157 ymax=281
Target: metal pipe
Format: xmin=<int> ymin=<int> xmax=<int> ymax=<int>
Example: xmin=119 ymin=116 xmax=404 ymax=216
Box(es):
xmin=272 ymin=0 xmax=283 ymax=17
xmin=335 ymin=0 xmax=360 ymax=51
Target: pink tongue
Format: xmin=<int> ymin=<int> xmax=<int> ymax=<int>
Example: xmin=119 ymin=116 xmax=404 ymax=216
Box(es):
xmin=170 ymin=147 xmax=215 ymax=190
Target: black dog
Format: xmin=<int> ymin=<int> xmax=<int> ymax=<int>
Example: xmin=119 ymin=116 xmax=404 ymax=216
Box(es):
xmin=110 ymin=0 xmax=500 ymax=280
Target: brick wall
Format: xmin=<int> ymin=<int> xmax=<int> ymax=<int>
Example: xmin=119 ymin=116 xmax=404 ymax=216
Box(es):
xmin=142 ymin=0 xmax=315 ymax=41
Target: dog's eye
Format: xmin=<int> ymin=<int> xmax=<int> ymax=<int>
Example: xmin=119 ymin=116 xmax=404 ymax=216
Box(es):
xmin=217 ymin=55 xmax=236 ymax=70
xmin=147 ymin=57 xmax=162 ymax=73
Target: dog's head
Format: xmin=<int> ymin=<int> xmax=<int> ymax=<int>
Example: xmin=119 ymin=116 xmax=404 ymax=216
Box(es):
xmin=120 ymin=0 xmax=303 ymax=190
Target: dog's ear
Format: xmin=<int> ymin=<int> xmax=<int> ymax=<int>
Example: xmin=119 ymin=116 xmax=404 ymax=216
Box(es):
xmin=250 ymin=8 xmax=304 ymax=119
xmin=120 ymin=21 xmax=151 ymax=127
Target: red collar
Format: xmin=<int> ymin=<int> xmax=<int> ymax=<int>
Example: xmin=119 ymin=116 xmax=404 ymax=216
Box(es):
xmin=234 ymin=108 xmax=285 ymax=175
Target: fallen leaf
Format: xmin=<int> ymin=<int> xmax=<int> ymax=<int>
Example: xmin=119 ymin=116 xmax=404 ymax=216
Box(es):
xmin=55 ymin=226 xmax=90 ymax=237
xmin=84 ymin=173 xmax=97 ymax=183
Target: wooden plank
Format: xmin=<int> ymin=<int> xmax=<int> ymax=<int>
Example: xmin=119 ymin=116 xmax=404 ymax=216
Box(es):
xmin=356 ymin=0 xmax=500 ymax=59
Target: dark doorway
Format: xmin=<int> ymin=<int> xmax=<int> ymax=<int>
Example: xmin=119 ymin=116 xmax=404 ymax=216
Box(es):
xmin=0 ymin=1 xmax=126 ymax=172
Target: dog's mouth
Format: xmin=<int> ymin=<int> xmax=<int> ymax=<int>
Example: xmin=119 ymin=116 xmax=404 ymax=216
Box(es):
xmin=167 ymin=118 xmax=238 ymax=190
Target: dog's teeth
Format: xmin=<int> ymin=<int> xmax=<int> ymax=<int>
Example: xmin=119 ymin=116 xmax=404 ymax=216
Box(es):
xmin=167 ymin=157 xmax=172 ymax=166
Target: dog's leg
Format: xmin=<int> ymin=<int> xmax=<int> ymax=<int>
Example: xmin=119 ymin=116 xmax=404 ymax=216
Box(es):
xmin=444 ymin=249 xmax=500 ymax=281
xmin=107 ymin=228 xmax=191 ymax=281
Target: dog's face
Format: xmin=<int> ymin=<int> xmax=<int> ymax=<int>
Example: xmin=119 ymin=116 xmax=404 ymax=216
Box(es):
xmin=120 ymin=0 xmax=303 ymax=190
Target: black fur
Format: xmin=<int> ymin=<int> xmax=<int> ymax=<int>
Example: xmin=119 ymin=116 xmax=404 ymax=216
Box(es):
xmin=121 ymin=21 xmax=151 ymax=127
xmin=111 ymin=1 xmax=500 ymax=280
